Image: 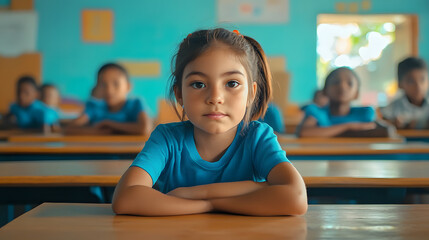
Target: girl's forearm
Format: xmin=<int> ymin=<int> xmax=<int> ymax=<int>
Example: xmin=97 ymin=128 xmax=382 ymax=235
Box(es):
xmin=209 ymin=184 xmax=307 ymax=216
xmin=170 ymin=181 xmax=268 ymax=200
xmin=112 ymin=185 xmax=212 ymax=216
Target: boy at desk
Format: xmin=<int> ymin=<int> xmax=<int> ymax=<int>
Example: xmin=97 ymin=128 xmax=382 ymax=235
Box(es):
xmin=380 ymin=57 xmax=429 ymax=129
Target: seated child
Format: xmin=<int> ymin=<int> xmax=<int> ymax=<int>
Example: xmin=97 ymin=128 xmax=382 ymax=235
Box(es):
xmin=259 ymin=102 xmax=285 ymax=133
xmin=67 ymin=63 xmax=152 ymax=135
xmin=112 ymin=28 xmax=307 ymax=217
xmin=297 ymin=67 xmax=378 ymax=137
xmin=5 ymin=76 xmax=59 ymax=130
xmin=380 ymin=57 xmax=429 ymax=129
xmin=40 ymin=84 xmax=61 ymax=109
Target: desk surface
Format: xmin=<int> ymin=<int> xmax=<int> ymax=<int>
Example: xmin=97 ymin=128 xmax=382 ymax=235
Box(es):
xmin=8 ymin=134 xmax=148 ymax=143
xmin=277 ymin=135 xmax=405 ymax=144
xmin=1 ymin=203 xmax=428 ymax=239
xmin=1 ymin=160 xmax=429 ymax=188
xmin=8 ymin=133 xmax=404 ymax=144
xmin=397 ymin=129 xmax=429 ymax=138
xmin=1 ymin=142 xmax=429 ymax=156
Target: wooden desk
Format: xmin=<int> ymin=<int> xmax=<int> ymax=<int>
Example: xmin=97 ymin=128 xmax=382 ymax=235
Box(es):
xmin=0 ymin=142 xmax=428 ymax=155
xmin=8 ymin=134 xmax=148 ymax=143
xmin=0 ymin=142 xmax=143 ymax=154
xmin=1 ymin=203 xmax=428 ymax=239
xmin=0 ymin=129 xmax=36 ymax=141
xmin=277 ymin=134 xmax=405 ymax=144
xmin=1 ymin=160 xmax=429 ymax=188
xmin=397 ymin=129 xmax=429 ymax=138
xmin=283 ymin=142 xmax=429 ymax=156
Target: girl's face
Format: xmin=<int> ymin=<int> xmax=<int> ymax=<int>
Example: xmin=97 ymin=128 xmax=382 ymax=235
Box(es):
xmin=18 ymin=83 xmax=38 ymax=107
xmin=324 ymin=70 xmax=359 ymax=104
xmin=99 ymin=68 xmax=130 ymax=107
xmin=176 ymin=44 xmax=256 ymax=135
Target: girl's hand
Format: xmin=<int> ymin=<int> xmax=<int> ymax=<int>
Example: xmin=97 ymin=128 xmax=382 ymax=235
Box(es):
xmin=394 ymin=117 xmax=405 ymax=128
xmin=95 ymin=120 xmax=114 ymax=129
xmin=347 ymin=122 xmax=376 ymax=131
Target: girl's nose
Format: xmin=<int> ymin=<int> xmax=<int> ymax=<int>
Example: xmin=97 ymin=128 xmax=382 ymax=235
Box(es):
xmin=207 ymin=86 xmax=224 ymax=105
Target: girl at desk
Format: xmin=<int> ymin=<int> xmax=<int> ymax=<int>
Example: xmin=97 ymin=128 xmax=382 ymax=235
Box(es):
xmin=67 ymin=63 xmax=152 ymax=135
xmin=112 ymin=28 xmax=307 ymax=216
xmin=3 ymin=76 xmax=59 ymax=132
xmin=296 ymin=67 xmax=380 ymax=137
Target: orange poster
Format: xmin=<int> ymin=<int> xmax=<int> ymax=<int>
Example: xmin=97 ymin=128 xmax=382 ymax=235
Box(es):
xmin=82 ymin=10 xmax=113 ymax=43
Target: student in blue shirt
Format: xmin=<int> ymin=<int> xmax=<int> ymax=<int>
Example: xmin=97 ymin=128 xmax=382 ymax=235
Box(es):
xmin=297 ymin=67 xmax=377 ymax=137
xmin=5 ymin=76 xmax=58 ymax=130
xmin=259 ymin=102 xmax=285 ymax=133
xmin=67 ymin=63 xmax=152 ymax=135
xmin=112 ymin=28 xmax=307 ymax=216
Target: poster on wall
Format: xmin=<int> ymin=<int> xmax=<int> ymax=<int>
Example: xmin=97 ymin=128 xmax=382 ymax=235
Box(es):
xmin=82 ymin=10 xmax=113 ymax=43
xmin=217 ymin=0 xmax=289 ymax=24
xmin=0 ymin=11 xmax=37 ymax=57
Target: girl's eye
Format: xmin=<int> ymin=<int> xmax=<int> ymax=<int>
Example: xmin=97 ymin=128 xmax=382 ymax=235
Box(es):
xmin=191 ymin=82 xmax=205 ymax=89
xmin=226 ymin=80 xmax=240 ymax=88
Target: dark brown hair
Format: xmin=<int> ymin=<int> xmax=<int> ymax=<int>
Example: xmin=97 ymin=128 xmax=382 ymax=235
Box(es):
xmin=167 ymin=28 xmax=272 ymax=127
xmin=397 ymin=57 xmax=427 ymax=82
xmin=16 ymin=75 xmax=38 ymax=96
xmin=323 ymin=67 xmax=361 ymax=92
xmin=97 ymin=63 xmax=129 ymax=83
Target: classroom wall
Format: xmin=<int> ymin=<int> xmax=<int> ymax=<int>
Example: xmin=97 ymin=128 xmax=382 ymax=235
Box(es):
xmin=3 ymin=0 xmax=428 ymax=117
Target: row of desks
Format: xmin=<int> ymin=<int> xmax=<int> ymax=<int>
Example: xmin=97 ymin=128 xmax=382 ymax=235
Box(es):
xmin=3 ymin=129 xmax=429 ymax=143
xmin=1 ymin=142 xmax=429 ymax=158
xmin=0 ymin=159 xmax=428 ymax=188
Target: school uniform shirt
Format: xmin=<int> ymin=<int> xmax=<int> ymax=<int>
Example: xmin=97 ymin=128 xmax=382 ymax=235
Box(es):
xmin=303 ymin=104 xmax=375 ymax=127
xmin=131 ymin=121 xmax=290 ymax=194
xmin=259 ymin=103 xmax=285 ymax=133
xmin=380 ymin=94 xmax=429 ymax=129
xmin=84 ymin=98 xmax=144 ymax=125
xmin=9 ymin=100 xmax=59 ymax=128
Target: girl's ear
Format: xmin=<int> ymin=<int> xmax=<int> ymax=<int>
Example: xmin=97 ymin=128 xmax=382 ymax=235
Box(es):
xmin=174 ymin=85 xmax=183 ymax=106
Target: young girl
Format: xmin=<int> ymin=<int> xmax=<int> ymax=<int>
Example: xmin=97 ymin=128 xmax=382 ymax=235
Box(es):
xmin=5 ymin=76 xmax=59 ymax=130
xmin=67 ymin=63 xmax=152 ymax=135
xmin=297 ymin=67 xmax=376 ymax=137
xmin=112 ymin=28 xmax=307 ymax=216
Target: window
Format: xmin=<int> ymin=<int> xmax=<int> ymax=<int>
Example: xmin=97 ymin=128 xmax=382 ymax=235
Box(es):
xmin=317 ymin=14 xmax=418 ymax=106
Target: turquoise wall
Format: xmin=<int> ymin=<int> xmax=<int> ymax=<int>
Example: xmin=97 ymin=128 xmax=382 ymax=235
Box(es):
xmin=8 ymin=0 xmax=429 ymax=116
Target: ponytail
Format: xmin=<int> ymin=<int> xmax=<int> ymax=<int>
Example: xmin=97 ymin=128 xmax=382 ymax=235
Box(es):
xmin=243 ymin=36 xmax=272 ymax=121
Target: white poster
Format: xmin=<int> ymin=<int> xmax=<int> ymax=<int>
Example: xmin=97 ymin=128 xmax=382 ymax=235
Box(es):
xmin=0 ymin=11 xmax=38 ymax=57
xmin=218 ymin=0 xmax=289 ymax=24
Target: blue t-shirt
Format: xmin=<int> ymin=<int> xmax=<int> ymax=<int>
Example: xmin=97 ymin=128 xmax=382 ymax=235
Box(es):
xmin=303 ymin=104 xmax=375 ymax=127
xmin=9 ymin=100 xmax=59 ymax=129
xmin=259 ymin=103 xmax=285 ymax=133
xmin=84 ymin=98 xmax=144 ymax=125
xmin=131 ymin=121 xmax=290 ymax=193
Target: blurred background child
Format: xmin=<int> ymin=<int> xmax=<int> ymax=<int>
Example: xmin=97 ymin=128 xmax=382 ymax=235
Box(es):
xmin=3 ymin=76 xmax=59 ymax=131
xmin=67 ymin=63 xmax=152 ymax=135
xmin=297 ymin=67 xmax=377 ymax=137
xmin=380 ymin=57 xmax=429 ymax=129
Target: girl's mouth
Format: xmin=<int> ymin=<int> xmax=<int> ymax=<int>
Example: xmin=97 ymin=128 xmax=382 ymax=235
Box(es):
xmin=204 ymin=113 xmax=227 ymax=120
